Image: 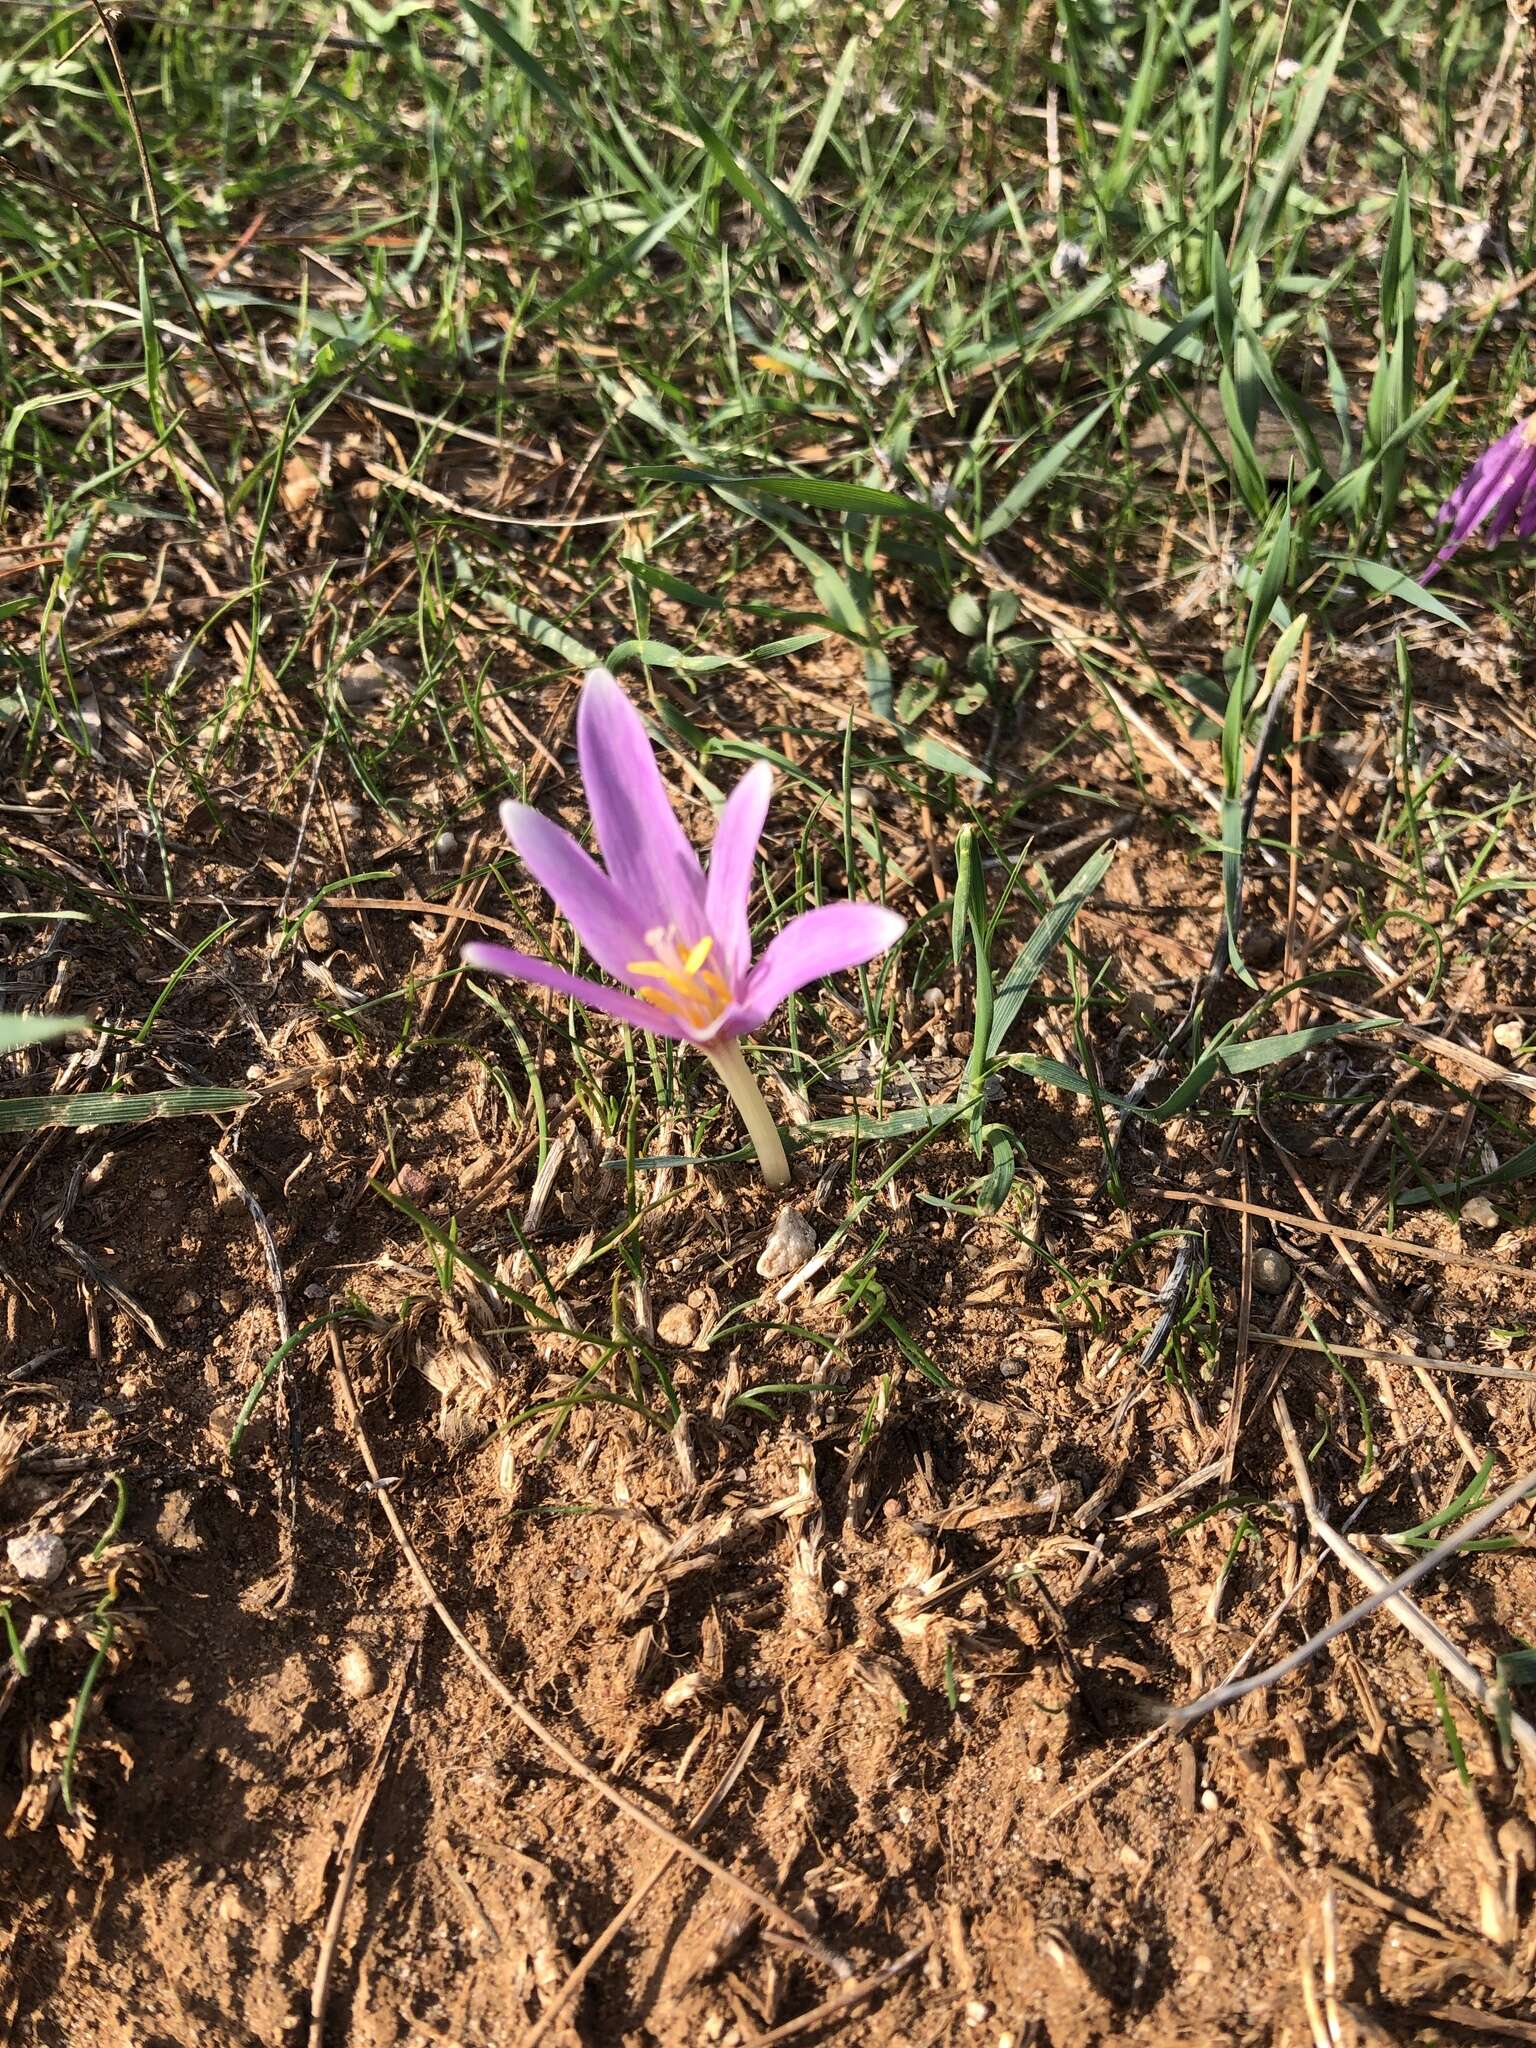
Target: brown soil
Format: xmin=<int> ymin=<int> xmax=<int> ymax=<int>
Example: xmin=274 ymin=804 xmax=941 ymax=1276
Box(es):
xmin=5 ymin=558 xmax=1536 ymax=2048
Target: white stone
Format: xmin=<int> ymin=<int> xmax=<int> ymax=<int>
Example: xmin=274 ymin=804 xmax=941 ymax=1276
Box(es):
xmin=7 ymin=1531 xmax=66 ymax=1585
xmin=1462 ymin=1195 xmax=1501 ymax=1230
xmin=1252 ymin=1247 xmax=1292 ymax=1293
xmin=755 ymin=1205 xmax=817 ymax=1281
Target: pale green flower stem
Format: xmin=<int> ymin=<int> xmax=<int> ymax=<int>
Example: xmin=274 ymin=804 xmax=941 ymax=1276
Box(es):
xmin=705 ymin=1037 xmax=790 ymax=1189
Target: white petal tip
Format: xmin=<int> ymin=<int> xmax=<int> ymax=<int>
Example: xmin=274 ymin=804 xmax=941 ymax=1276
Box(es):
xmin=497 ymin=799 xmax=531 ymax=845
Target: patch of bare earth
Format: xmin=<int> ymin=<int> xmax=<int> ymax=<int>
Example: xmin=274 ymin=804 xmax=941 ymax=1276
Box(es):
xmin=5 ymin=545 xmax=1536 ymax=2046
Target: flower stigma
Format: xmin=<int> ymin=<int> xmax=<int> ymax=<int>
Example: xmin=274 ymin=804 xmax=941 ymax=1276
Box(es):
xmin=626 ymin=930 xmax=732 ymax=1034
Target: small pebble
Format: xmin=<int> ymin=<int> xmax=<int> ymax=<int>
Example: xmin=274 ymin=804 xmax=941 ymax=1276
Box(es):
xmin=1493 ymin=1017 xmax=1525 ymax=1053
xmin=1462 ymin=1195 xmax=1500 ymax=1230
xmin=1252 ymin=1247 xmax=1291 ymax=1293
xmin=338 ymin=1645 xmax=380 ymax=1700
xmin=964 ymin=2001 xmax=992 ymax=2028
xmin=755 ymin=1205 xmax=817 ymax=1281
xmin=301 ymin=909 xmax=332 ymax=952
xmin=7 ymin=1531 xmax=67 ymax=1585
xmin=337 ymin=660 xmax=394 ymax=705
xmin=656 ymin=1302 xmax=701 ymax=1347
xmin=433 ymin=829 xmax=459 ymax=859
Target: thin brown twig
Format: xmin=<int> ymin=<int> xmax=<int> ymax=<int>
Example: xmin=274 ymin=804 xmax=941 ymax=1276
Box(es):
xmin=749 ymin=1942 xmax=931 ymax=2046
xmin=327 ymin=1327 xmax=848 ymax=1978
xmin=1151 ymin=1184 xmax=1535 ymax=1284
xmin=1170 ymin=1453 xmax=1536 ymax=1739
xmin=1271 ymin=1390 xmax=1536 ymax=1769
xmin=523 ymin=1719 xmax=768 ymax=2048
xmin=1250 ymin=1328 xmax=1536 ymax=1383
xmin=309 ymin=1631 xmax=422 ymax=2048
xmin=210 ymin=1147 xmax=298 ymax=1596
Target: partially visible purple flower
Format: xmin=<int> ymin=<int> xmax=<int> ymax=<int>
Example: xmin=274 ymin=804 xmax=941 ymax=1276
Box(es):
xmin=1424 ymin=413 xmax=1536 ymax=580
xmin=463 ymin=668 xmax=905 ymax=1186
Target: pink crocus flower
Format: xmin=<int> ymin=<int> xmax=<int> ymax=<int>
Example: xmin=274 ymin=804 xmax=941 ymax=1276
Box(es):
xmin=463 ymin=668 xmax=905 ymax=1187
xmin=1424 ymin=412 xmax=1536 ymax=580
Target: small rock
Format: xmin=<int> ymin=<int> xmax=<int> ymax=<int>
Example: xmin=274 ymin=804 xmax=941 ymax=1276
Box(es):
xmin=1462 ymin=1195 xmax=1500 ymax=1231
xmin=433 ymin=829 xmax=459 ymax=859
xmin=964 ymin=2001 xmax=992 ymax=2028
xmin=7 ymin=1531 xmax=67 ymax=1585
xmin=756 ymin=1205 xmax=817 ymax=1282
xmin=300 ymin=909 xmax=332 ymax=953
xmin=657 ymin=1302 xmax=701 ymax=1347
xmin=1493 ymin=1018 xmax=1526 ymax=1053
xmin=337 ymin=659 xmax=398 ymax=705
xmin=173 ymin=1289 xmax=202 ymax=1318
xmin=1252 ymin=1247 xmax=1291 ymax=1293
xmin=155 ymin=1490 xmax=203 ymax=1553
xmin=338 ymin=1645 xmax=379 ymax=1700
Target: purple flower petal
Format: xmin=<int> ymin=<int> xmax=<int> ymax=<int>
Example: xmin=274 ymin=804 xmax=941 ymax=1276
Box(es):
xmin=1429 ymin=417 xmax=1536 ymax=575
xmin=731 ymin=902 xmax=906 ymax=1032
xmin=499 ymin=802 xmax=648 ymax=979
xmin=705 ymin=761 xmax=772 ymax=985
xmin=577 ymin=669 xmax=706 ymax=940
xmin=1485 ymin=448 xmax=1536 ymax=541
xmin=461 ymin=942 xmax=695 ymax=1041
xmin=1450 ymin=442 xmax=1530 ymax=540
xmin=1438 ymin=427 xmax=1517 ymax=526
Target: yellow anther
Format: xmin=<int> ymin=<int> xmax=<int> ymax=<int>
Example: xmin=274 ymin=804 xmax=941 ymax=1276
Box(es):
xmin=625 ymin=929 xmax=730 ymax=1032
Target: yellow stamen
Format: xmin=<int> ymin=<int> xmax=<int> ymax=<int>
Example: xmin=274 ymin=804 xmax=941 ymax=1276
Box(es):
xmin=625 ymin=930 xmax=730 ymax=1032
